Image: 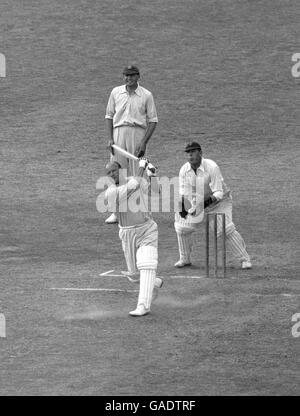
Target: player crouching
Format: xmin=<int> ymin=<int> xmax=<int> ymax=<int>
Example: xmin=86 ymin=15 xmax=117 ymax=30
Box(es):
xmin=104 ymin=158 xmax=163 ymax=316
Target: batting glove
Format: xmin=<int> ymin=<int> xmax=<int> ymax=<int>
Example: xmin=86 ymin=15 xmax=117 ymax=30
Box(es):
xmin=139 ymin=157 xmax=149 ymax=169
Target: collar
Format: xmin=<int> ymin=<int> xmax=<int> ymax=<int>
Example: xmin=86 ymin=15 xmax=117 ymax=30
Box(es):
xmin=187 ymin=159 xmax=205 ymax=173
xmin=121 ymin=83 xmax=141 ymax=96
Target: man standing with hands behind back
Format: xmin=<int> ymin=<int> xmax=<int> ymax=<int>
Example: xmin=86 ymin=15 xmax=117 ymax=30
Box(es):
xmin=105 ymin=65 xmax=158 ymax=224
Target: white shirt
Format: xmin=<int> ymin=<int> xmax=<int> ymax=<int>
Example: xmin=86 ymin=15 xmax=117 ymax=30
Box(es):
xmin=179 ymin=158 xmax=231 ymax=202
xmin=105 ymin=84 xmax=158 ymax=129
xmin=105 ymin=177 xmax=152 ymax=227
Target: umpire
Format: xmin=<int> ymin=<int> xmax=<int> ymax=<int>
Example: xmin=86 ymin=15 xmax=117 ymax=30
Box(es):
xmin=105 ymin=65 xmax=158 ymax=224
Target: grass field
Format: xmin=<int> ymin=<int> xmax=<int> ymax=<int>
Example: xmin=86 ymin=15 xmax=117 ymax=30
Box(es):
xmin=0 ymin=0 xmax=299 ymax=396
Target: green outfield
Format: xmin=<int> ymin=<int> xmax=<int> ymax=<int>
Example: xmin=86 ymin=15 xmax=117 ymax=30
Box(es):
xmin=0 ymin=0 xmax=299 ymax=395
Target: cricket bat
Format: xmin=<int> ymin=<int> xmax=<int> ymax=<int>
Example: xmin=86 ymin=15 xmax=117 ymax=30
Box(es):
xmin=111 ymin=144 xmax=139 ymax=161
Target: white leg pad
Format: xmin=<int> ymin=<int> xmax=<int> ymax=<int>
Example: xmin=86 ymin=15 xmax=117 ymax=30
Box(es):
xmin=174 ymin=215 xmax=197 ymax=234
xmin=137 ymin=269 xmax=156 ymax=309
xmin=175 ymin=231 xmax=193 ymax=263
xmin=226 ymin=230 xmax=251 ymax=262
xmin=208 ymin=214 xmax=234 ymax=238
xmin=224 ymin=220 xmax=235 ymax=236
xmin=136 ymin=245 xmax=158 ymax=270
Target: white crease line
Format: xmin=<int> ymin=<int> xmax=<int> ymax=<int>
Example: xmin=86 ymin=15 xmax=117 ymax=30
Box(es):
xmin=51 ymin=288 xmax=299 ymax=297
xmin=250 ymin=293 xmax=300 ymax=297
xmin=170 ymin=275 xmax=204 ymax=279
xmin=100 ymin=275 xmax=203 ymax=279
xmin=281 ymin=293 xmax=300 ymax=297
xmin=99 ymin=269 xmax=115 ymax=276
xmin=98 ymin=273 xmax=165 ymax=279
xmin=50 ymin=287 xmax=139 ymax=293
xmin=99 ymin=272 xmax=203 ymax=279
xmin=98 ymin=274 xmax=125 ymax=277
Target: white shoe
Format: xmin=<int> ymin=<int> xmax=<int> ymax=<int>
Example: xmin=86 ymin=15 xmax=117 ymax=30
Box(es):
xmin=152 ymin=278 xmax=164 ymax=302
xmin=174 ymin=259 xmax=192 ymax=268
xmin=105 ymin=213 xmax=118 ymax=224
xmin=154 ymin=277 xmax=164 ymax=288
xmin=129 ymin=304 xmax=150 ymax=317
xmin=241 ymin=260 xmax=252 ymax=269
xmin=121 ymin=271 xmax=140 ymax=283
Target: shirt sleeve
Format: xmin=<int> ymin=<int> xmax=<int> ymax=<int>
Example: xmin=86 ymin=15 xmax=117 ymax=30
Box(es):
xmin=117 ymin=178 xmax=140 ymax=202
xmin=209 ymin=166 xmax=224 ymax=200
xmin=105 ymin=90 xmax=115 ymax=119
xmin=104 ymin=186 xmax=118 ymax=211
xmin=146 ymin=93 xmax=158 ymax=123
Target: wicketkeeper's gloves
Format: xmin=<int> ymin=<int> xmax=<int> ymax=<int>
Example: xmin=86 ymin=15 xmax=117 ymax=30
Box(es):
xmin=204 ymin=195 xmax=217 ymax=208
xmin=179 ymin=196 xmax=188 ymax=219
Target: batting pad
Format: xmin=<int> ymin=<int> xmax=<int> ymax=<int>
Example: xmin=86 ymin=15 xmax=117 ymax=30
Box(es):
xmin=174 ymin=214 xmax=198 ymax=234
xmin=174 ymin=222 xmax=195 ymax=234
xmin=136 ymin=245 xmax=158 ymax=270
xmin=226 ymin=230 xmax=251 ymax=262
xmin=137 ymin=269 xmax=156 ymax=309
xmin=222 ymin=220 xmax=235 ymax=236
xmin=176 ymin=232 xmax=193 ymax=263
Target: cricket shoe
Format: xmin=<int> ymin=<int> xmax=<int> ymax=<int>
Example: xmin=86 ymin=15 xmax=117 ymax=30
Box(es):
xmin=129 ymin=304 xmax=150 ymax=317
xmin=152 ymin=277 xmax=164 ymax=302
xmin=174 ymin=259 xmax=192 ymax=268
xmin=241 ymin=260 xmax=252 ymax=270
xmin=105 ymin=213 xmax=118 ymax=224
xmin=121 ymin=271 xmax=140 ymax=283
xmin=155 ymin=277 xmax=164 ymax=289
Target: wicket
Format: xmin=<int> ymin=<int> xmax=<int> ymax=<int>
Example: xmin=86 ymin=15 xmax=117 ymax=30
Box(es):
xmin=205 ymin=213 xmax=226 ymax=278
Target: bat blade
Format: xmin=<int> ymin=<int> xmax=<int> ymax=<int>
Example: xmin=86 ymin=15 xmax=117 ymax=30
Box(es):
xmin=111 ymin=144 xmax=139 ymax=161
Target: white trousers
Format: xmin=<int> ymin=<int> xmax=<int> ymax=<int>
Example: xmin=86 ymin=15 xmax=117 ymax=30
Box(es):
xmin=119 ymin=219 xmax=158 ymax=274
xmin=111 ymin=125 xmax=145 ymax=175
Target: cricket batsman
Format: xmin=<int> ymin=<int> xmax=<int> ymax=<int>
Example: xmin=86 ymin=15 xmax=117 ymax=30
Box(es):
xmin=104 ymin=158 xmax=163 ymax=317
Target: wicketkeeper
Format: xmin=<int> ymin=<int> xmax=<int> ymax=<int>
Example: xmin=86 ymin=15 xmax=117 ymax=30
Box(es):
xmin=174 ymin=142 xmax=252 ymax=270
xmin=104 ymin=158 xmax=163 ymax=317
